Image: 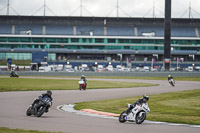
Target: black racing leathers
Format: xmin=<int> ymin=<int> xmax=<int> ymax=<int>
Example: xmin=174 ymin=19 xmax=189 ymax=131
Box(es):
xmin=168 ymin=77 xmax=173 ymax=81
xmin=32 ymin=94 xmax=53 ymax=111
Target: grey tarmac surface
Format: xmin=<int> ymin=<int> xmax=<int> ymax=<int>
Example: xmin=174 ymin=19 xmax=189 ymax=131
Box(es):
xmin=0 ymin=77 xmax=200 ymax=133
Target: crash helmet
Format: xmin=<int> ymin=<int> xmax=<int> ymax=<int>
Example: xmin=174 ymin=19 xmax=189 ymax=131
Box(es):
xmin=168 ymin=75 xmax=171 ymax=78
xmin=143 ymin=94 xmax=149 ymax=103
xmin=46 ymin=90 xmax=52 ymax=97
xmin=81 ymin=75 xmax=85 ymax=78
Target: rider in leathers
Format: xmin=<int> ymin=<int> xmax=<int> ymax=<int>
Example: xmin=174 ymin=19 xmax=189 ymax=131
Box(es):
xmin=10 ymin=68 xmax=17 ymax=77
xmin=31 ymin=90 xmax=53 ymax=112
xmin=81 ymin=75 xmax=87 ymax=89
xmin=125 ymin=94 xmax=149 ymax=115
xmin=168 ymin=75 xmax=174 ymax=82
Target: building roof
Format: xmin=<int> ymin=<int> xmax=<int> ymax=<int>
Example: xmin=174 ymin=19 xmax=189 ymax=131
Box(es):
xmin=0 ymin=15 xmax=200 ymax=26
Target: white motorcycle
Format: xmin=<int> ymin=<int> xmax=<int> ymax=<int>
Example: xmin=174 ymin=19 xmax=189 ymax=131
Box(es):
xmin=169 ymin=79 xmax=175 ymax=87
xmin=119 ymin=103 xmax=150 ymax=124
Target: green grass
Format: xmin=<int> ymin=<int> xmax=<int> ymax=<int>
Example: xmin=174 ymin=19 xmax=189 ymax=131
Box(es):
xmin=0 ymin=127 xmax=62 ymax=133
xmin=0 ymin=60 xmax=31 ymax=66
xmin=2 ymin=76 xmax=199 ymax=81
xmin=0 ymin=78 xmax=157 ymax=92
xmin=1 ymin=76 xmax=200 ymax=81
xmin=74 ymin=89 xmax=200 ymax=125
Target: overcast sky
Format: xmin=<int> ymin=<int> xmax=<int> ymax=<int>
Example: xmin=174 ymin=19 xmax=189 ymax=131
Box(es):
xmin=0 ymin=0 xmax=200 ymax=18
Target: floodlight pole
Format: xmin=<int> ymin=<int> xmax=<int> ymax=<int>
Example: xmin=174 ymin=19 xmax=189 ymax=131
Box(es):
xmin=153 ymin=0 xmax=155 ymax=18
xmin=44 ymin=0 xmax=46 ymax=17
xmin=164 ymin=0 xmax=171 ymax=71
xmin=189 ymin=2 xmax=191 ymax=18
xmin=80 ymin=0 xmax=82 ymax=16
xmin=7 ymin=0 xmax=9 ymax=15
xmin=117 ymin=0 xmax=119 ymax=17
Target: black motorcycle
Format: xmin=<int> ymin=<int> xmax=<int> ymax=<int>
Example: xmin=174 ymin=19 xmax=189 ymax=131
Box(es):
xmin=10 ymin=71 xmax=19 ymax=78
xmin=26 ymin=97 xmax=52 ymax=117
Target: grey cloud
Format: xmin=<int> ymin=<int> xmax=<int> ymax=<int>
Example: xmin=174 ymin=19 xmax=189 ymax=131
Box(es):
xmin=0 ymin=0 xmax=199 ymax=18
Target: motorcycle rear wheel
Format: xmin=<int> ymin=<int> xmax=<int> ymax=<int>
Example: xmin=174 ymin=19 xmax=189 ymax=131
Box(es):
xmin=26 ymin=107 xmax=32 ymax=116
xmin=119 ymin=111 xmax=127 ymax=123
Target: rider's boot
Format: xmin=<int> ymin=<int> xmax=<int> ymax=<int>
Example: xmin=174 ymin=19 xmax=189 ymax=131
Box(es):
xmin=45 ymin=107 xmax=50 ymax=112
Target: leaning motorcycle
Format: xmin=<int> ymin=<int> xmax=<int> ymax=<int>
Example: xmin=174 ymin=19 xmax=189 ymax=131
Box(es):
xmin=169 ymin=79 xmax=175 ymax=87
xmin=26 ymin=97 xmax=52 ymax=117
xmin=79 ymin=80 xmax=86 ymax=90
xmin=119 ymin=103 xmax=150 ymax=124
xmin=10 ymin=71 xmax=19 ymax=78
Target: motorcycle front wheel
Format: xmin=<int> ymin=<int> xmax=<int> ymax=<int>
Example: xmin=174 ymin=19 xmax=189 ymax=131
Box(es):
xmin=79 ymin=85 xmax=82 ymax=90
xmin=135 ymin=111 xmax=146 ymax=124
xmin=35 ymin=105 xmax=46 ymax=117
xmin=119 ymin=111 xmax=127 ymax=123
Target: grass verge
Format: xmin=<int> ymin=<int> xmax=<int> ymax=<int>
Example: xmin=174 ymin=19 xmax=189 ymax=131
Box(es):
xmin=1 ymin=75 xmax=199 ymax=81
xmin=0 ymin=127 xmax=62 ymax=133
xmin=0 ymin=78 xmax=157 ymax=92
xmin=74 ymin=89 xmax=200 ymax=125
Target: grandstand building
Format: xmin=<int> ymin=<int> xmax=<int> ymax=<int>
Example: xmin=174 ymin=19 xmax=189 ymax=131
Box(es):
xmin=0 ymin=15 xmax=200 ymax=68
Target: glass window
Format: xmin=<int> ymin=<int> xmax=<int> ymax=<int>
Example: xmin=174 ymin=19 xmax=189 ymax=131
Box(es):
xmin=20 ymin=38 xmax=32 ymax=42
xmin=46 ymin=38 xmax=56 ymax=43
xmin=71 ymin=38 xmax=79 ymax=43
xmin=82 ymin=38 xmax=93 ymax=43
xmin=95 ymin=38 xmax=104 ymax=43
xmin=48 ymin=53 xmax=56 ymax=61
xmin=108 ymin=39 xmax=115 ymax=43
xmin=18 ymin=53 xmax=31 ymax=60
xmin=6 ymin=53 xmax=18 ymax=60
xmin=8 ymin=37 xmax=19 ymax=42
xmin=82 ymin=38 xmax=87 ymax=43
xmin=57 ymin=38 xmax=68 ymax=43
xmin=32 ymin=38 xmax=43 ymax=42
xmin=0 ymin=53 xmax=6 ymax=59
xmin=0 ymin=38 xmax=7 ymax=42
xmin=118 ymin=39 xmax=130 ymax=43
xmin=132 ymin=39 xmax=141 ymax=43
xmin=3 ymin=53 xmax=32 ymax=60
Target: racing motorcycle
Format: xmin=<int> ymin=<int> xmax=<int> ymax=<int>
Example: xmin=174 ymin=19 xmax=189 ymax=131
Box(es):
xmin=10 ymin=71 xmax=19 ymax=78
xmin=26 ymin=97 xmax=52 ymax=117
xmin=119 ymin=103 xmax=150 ymax=124
xmin=79 ymin=80 xmax=86 ymax=90
xmin=169 ymin=79 xmax=175 ymax=87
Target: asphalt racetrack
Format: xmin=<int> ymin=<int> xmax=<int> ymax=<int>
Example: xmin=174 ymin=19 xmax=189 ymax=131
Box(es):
xmin=0 ymin=77 xmax=200 ymax=133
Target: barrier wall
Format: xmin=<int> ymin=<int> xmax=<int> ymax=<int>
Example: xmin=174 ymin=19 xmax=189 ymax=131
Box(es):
xmin=0 ymin=71 xmax=199 ymax=77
